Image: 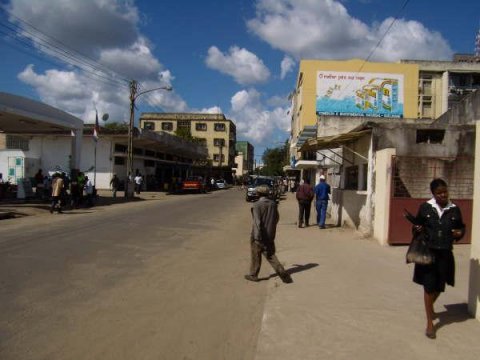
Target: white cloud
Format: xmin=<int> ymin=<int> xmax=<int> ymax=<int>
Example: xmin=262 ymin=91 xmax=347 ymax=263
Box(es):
xmin=280 ymin=56 xmax=295 ymax=79
xmin=205 ymin=46 xmax=271 ymax=85
xmin=247 ymin=0 xmax=452 ymax=61
xmin=227 ymin=89 xmax=290 ymax=144
xmin=7 ymin=0 xmax=139 ymax=57
xmin=8 ymin=0 xmax=189 ymax=122
xmin=199 ymin=106 xmax=223 ymax=114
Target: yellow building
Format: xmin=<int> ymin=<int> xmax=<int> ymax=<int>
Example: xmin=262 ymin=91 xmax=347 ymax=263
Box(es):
xmin=290 ymin=59 xmax=419 ymax=155
xmin=139 ymin=113 xmax=236 ymax=177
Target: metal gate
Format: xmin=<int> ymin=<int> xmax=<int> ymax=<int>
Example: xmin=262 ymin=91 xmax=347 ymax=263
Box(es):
xmin=388 ymin=156 xmax=473 ymax=245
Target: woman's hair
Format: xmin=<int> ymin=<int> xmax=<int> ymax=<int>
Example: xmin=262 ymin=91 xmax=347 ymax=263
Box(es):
xmin=430 ymin=178 xmax=448 ymax=193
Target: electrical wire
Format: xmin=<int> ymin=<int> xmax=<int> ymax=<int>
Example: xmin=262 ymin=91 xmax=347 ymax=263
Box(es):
xmin=0 ymin=7 xmax=130 ymax=89
xmin=3 ymin=7 xmax=131 ymax=84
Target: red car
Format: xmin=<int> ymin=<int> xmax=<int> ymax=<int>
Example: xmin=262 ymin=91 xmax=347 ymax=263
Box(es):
xmin=181 ymin=176 xmax=207 ymax=193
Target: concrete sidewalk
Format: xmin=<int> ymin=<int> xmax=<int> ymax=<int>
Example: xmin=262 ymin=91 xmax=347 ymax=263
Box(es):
xmin=0 ymin=189 xmax=170 ymax=219
xmin=255 ymin=192 xmax=480 ymax=360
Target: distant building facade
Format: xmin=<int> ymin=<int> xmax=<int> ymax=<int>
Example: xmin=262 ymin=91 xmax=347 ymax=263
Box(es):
xmin=235 ymin=141 xmax=254 ymax=174
xmin=139 ymin=113 xmax=237 ymax=180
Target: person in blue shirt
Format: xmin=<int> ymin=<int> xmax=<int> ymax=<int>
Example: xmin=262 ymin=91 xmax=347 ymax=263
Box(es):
xmin=314 ymin=175 xmax=331 ymax=229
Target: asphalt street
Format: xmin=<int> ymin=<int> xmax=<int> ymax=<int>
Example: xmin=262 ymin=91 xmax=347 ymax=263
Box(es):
xmin=0 ymin=189 xmax=268 ymax=360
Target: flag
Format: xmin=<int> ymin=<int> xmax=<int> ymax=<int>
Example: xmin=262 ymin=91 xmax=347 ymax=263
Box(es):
xmin=93 ymin=111 xmax=99 ymax=142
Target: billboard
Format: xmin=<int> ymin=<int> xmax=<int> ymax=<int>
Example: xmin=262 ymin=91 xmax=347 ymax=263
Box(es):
xmin=316 ymin=71 xmax=404 ymax=118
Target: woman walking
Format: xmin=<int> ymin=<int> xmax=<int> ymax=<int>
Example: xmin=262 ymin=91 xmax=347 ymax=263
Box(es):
xmin=412 ymin=178 xmax=465 ymax=339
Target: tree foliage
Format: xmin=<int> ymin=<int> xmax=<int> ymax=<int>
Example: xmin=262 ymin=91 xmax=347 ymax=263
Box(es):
xmin=103 ymin=122 xmax=128 ymax=131
xmin=259 ymin=140 xmax=288 ymax=176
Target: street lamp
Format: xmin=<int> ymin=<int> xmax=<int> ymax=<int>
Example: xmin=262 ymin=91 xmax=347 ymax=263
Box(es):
xmin=126 ymin=80 xmax=172 ymax=198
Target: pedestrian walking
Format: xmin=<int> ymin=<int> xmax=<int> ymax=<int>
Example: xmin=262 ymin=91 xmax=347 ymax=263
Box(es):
xmin=50 ymin=172 xmax=64 ymax=214
xmin=244 ymin=185 xmax=293 ymax=284
xmin=411 ymin=178 xmax=465 ymax=339
xmin=314 ymin=175 xmax=331 ymax=229
xmin=110 ymin=174 xmax=119 ymax=198
xmin=296 ymin=179 xmax=314 ymax=228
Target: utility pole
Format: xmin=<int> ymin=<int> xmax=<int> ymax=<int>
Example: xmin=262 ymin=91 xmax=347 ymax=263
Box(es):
xmin=125 ymin=80 xmax=137 ymax=198
xmin=125 ymin=80 xmax=172 ymax=198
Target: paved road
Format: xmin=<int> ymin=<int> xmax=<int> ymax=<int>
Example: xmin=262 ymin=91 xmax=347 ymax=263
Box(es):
xmin=0 ymin=189 xmax=266 ymax=360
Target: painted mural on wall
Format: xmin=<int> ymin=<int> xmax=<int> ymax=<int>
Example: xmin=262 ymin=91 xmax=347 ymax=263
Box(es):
xmin=316 ymin=71 xmax=404 ymax=118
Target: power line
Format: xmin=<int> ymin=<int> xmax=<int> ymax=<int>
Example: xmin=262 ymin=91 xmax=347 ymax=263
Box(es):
xmin=0 ymin=7 xmax=130 ymax=88
xmin=358 ymin=0 xmax=411 ymax=72
xmin=3 ymin=7 xmax=131 ymax=84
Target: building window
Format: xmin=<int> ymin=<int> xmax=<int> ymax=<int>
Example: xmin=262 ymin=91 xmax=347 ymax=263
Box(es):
xmin=114 ymin=143 xmax=127 ymax=153
xmin=6 ymin=135 xmax=29 ymax=150
xmin=345 ymin=165 xmax=359 ymax=190
xmin=213 ymin=154 xmax=225 ymax=162
xmin=114 ymin=156 xmax=125 ymax=165
xmin=416 ymin=129 xmax=445 ymax=144
xmin=197 ymin=138 xmax=207 ymax=146
xmin=213 ymin=138 xmax=225 ymax=147
xmin=195 ymin=123 xmax=207 ymax=131
xmin=162 ymin=122 xmax=173 ymax=131
xmin=143 ymin=122 xmax=155 ymax=130
xmin=144 ymin=160 xmax=155 ymax=167
xmin=214 ymin=123 xmax=225 ymax=131
xmin=145 ymin=150 xmax=155 ymax=157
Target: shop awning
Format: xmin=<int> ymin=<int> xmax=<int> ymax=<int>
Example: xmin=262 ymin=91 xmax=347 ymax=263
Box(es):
xmin=300 ymin=130 xmax=371 ymax=152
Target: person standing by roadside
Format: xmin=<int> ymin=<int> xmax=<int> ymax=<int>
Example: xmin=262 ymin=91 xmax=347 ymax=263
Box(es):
xmin=34 ymin=169 xmax=44 ymax=199
xmin=296 ymin=179 xmax=314 ymax=228
xmin=50 ymin=172 xmax=64 ymax=214
xmin=77 ymin=172 xmax=86 ymax=206
xmin=244 ymin=185 xmax=293 ymax=284
xmin=314 ymin=175 xmax=331 ymax=229
xmin=411 ymin=178 xmax=465 ymax=339
xmin=110 ymin=174 xmax=119 ymax=198
xmin=134 ymin=173 xmax=143 ymax=195
xmin=84 ymin=176 xmax=94 ymax=207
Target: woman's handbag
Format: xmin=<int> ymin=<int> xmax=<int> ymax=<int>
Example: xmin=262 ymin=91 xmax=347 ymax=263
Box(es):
xmin=404 ymin=209 xmax=434 ymax=265
xmin=406 ymin=234 xmax=434 ymax=265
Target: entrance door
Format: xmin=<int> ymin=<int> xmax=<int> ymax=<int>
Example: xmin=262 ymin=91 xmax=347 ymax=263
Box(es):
xmin=388 ymin=156 xmax=473 ymax=245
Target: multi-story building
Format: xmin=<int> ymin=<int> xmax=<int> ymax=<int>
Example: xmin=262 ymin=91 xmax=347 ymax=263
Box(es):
xmin=290 ymin=57 xmax=480 ymax=170
xmin=401 ymin=58 xmax=480 ymax=119
xmin=235 ymin=141 xmax=254 ymax=175
xmin=139 ymin=113 xmax=236 ymax=179
xmin=288 ymin=56 xmax=478 ymax=246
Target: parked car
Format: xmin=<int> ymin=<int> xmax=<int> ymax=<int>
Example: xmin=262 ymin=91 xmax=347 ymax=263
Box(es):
xmin=181 ymin=176 xmax=207 ymax=193
xmin=215 ymin=179 xmax=227 ymax=189
xmin=246 ymin=176 xmax=275 ymax=202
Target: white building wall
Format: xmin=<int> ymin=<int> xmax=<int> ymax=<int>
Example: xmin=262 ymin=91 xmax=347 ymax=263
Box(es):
xmin=468 ymin=121 xmax=480 ymax=320
xmin=11 ymin=135 xmax=115 ymax=189
xmin=373 ymin=148 xmax=396 ymax=246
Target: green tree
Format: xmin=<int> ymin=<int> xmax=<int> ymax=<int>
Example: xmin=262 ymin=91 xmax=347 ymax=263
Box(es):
xmin=260 ymin=140 xmax=288 ymax=176
xmin=104 ymin=122 xmax=129 ymax=132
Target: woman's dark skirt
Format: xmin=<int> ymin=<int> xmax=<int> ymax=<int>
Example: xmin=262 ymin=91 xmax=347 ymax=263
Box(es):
xmin=413 ymin=248 xmax=455 ymax=293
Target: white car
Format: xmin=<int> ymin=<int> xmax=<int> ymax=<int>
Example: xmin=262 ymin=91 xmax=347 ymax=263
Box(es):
xmin=215 ymin=179 xmax=227 ymax=189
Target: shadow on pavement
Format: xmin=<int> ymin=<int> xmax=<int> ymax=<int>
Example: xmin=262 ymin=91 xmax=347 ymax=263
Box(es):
xmin=258 ymin=263 xmax=319 ymax=281
xmin=435 ymin=303 xmax=472 ymax=332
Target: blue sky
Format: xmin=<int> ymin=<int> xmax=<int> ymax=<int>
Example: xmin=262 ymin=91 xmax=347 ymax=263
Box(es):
xmin=0 ymin=0 xmax=479 ymax=157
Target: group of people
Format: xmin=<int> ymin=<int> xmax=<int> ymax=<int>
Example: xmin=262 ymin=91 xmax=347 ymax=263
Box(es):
xmin=244 ymin=175 xmax=465 ymax=341
xmin=33 ymin=169 xmax=95 ymax=213
xmin=295 ymin=175 xmax=331 ymax=229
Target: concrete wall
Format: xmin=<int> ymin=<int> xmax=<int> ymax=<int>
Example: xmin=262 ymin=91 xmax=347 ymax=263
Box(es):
xmin=373 ymin=148 xmax=396 ymax=246
xmin=330 ymin=189 xmax=366 ymax=229
xmin=11 ymin=135 xmax=115 ymax=189
xmin=468 ymin=121 xmax=480 ymax=320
